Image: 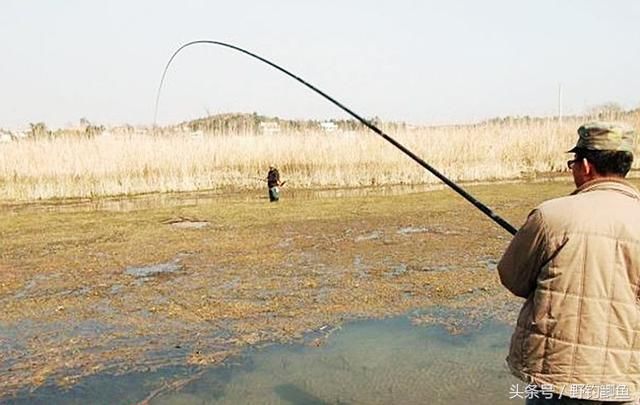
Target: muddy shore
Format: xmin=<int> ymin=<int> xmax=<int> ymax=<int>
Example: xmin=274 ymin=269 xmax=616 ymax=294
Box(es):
xmin=2 ymin=178 xmax=621 ymax=397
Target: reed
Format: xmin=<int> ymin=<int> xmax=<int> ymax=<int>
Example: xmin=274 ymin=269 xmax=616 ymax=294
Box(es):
xmin=1 ymin=115 xmax=638 ymax=201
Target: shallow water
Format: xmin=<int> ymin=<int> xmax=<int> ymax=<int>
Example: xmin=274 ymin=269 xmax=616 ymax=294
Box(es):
xmin=0 ymin=180 xmax=524 ymax=213
xmin=6 ymin=315 xmax=520 ymax=405
xmin=124 ymin=260 xmax=183 ymax=278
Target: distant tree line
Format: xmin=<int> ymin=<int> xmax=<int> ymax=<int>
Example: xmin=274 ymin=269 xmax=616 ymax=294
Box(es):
xmin=5 ymin=104 xmax=638 ymax=141
xmin=481 ymin=103 xmax=639 ymax=127
xmin=22 ymin=119 xmax=105 ymax=140
xmin=171 ymin=112 xmax=412 ymax=135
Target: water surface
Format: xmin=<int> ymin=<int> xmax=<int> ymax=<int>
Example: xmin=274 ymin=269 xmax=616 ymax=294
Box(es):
xmin=7 ymin=315 xmax=520 ymax=404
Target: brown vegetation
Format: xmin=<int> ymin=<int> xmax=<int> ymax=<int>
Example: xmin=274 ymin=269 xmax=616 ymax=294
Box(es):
xmin=0 ymin=111 xmax=638 ymax=201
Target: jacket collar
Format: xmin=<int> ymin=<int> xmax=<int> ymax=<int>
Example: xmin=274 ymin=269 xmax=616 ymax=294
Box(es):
xmin=571 ymin=177 xmax=640 ymax=200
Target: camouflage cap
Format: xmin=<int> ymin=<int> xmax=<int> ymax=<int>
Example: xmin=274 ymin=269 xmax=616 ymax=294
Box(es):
xmin=568 ymin=121 xmax=636 ymax=153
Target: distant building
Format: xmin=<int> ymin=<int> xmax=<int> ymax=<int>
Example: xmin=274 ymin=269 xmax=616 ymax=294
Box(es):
xmin=259 ymin=121 xmax=280 ymax=134
xmin=320 ymin=121 xmax=338 ymax=132
xmin=190 ymin=130 xmax=204 ymax=139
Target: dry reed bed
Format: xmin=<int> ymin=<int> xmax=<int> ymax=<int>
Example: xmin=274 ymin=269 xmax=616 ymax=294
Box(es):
xmin=1 ymin=117 xmax=638 ymax=201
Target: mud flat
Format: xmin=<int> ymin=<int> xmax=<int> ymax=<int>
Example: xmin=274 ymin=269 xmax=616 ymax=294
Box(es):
xmin=2 ymin=178 xmax=625 ymax=399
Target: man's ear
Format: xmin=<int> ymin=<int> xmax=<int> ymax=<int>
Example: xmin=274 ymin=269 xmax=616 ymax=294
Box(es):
xmin=582 ymin=158 xmax=598 ymax=177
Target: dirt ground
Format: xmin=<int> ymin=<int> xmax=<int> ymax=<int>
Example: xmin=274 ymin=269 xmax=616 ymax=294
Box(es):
xmin=1 ymin=178 xmax=620 ymax=396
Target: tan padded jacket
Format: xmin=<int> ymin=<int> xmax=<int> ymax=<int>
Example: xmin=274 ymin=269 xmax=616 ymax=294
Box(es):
xmin=498 ymin=178 xmax=640 ymax=401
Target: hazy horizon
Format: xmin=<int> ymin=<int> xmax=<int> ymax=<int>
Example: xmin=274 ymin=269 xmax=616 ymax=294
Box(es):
xmin=2 ymin=0 xmax=639 ymax=130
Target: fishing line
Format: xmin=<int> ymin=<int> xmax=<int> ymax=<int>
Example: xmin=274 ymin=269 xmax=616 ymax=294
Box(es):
xmin=154 ymin=40 xmax=518 ymax=235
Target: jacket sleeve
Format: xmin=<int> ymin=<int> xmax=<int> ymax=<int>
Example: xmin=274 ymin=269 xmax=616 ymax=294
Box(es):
xmin=498 ymin=209 xmax=549 ymax=298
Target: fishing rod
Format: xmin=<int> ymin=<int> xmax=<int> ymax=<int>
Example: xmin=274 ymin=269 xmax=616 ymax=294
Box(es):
xmin=154 ymin=40 xmax=518 ymax=235
xmin=250 ymin=176 xmax=287 ymax=186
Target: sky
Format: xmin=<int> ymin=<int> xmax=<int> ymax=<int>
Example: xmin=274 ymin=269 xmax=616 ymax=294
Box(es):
xmin=1 ymin=0 xmax=639 ymax=129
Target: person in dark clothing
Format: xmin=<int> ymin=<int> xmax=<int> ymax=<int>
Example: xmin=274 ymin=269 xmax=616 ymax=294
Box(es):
xmin=267 ymin=165 xmax=282 ymax=202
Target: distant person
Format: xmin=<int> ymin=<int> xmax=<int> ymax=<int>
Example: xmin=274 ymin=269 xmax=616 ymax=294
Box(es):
xmin=498 ymin=122 xmax=640 ymax=404
xmin=267 ymin=165 xmax=283 ymax=202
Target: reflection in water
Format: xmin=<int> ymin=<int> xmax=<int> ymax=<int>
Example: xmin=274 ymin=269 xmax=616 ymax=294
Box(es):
xmin=7 ymin=315 xmax=519 ymax=405
xmin=1 ymin=175 xmax=578 ymax=214
xmin=2 ymin=184 xmax=451 ymax=214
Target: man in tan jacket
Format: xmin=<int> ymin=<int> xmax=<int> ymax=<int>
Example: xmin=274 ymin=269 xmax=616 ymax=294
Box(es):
xmin=498 ymin=122 xmax=640 ymax=404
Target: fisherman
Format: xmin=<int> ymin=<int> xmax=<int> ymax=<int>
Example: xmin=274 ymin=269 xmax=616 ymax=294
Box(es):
xmin=267 ymin=165 xmax=282 ymax=202
xmin=498 ymin=122 xmax=640 ymax=404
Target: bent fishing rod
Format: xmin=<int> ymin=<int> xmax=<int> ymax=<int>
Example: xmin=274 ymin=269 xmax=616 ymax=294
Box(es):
xmin=154 ymin=40 xmax=518 ymax=235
